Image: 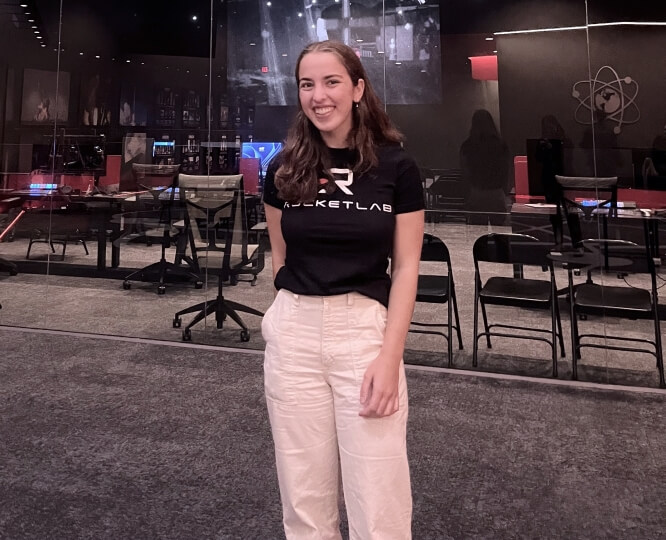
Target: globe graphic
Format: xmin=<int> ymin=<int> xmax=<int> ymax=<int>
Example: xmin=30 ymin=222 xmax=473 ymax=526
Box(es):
xmin=594 ymin=88 xmax=621 ymax=114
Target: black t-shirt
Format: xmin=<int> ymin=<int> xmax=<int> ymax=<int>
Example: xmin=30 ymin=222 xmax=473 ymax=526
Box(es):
xmin=262 ymin=144 xmax=424 ymax=307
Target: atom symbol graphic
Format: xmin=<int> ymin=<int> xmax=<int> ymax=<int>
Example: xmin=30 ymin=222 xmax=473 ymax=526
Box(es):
xmin=572 ymin=65 xmax=640 ymax=134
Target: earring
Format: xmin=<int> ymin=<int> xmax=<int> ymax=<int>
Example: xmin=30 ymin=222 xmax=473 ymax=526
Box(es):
xmin=354 ymin=102 xmax=359 ymax=109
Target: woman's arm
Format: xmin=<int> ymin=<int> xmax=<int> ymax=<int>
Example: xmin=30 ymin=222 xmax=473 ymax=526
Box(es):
xmin=359 ymin=209 xmax=425 ymax=418
xmin=264 ymin=205 xmax=286 ymax=281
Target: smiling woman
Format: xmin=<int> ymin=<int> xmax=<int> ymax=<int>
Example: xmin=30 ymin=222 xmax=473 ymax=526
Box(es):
xmin=261 ymin=40 xmax=425 ymax=540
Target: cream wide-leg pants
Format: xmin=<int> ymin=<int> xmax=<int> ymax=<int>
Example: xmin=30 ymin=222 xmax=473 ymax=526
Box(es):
xmin=262 ymin=289 xmax=412 ymax=540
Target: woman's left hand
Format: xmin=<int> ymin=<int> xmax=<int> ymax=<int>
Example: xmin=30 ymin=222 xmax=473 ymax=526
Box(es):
xmin=359 ymin=355 xmax=400 ymax=418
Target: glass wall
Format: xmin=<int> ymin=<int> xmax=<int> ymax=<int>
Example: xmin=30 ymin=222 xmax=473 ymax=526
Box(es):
xmin=0 ymin=0 xmax=664 ymax=388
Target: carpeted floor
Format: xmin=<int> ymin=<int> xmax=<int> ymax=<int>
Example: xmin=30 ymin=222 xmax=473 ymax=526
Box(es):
xmin=1 ymin=328 xmax=665 ymax=539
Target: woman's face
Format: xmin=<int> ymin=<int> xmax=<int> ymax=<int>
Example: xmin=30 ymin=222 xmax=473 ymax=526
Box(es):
xmin=298 ymin=51 xmax=365 ymax=148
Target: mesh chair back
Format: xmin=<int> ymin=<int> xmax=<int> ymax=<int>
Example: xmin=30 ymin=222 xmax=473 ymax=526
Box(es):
xmin=178 ymin=174 xmax=256 ymax=277
xmin=554 ymin=175 xmax=618 ymax=216
xmin=473 ymin=233 xmax=551 ymax=267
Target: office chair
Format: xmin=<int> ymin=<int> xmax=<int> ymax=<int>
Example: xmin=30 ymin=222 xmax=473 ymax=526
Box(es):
xmin=23 ymin=188 xmax=90 ymax=261
xmin=173 ymin=174 xmax=266 ymax=342
xmin=121 ymin=166 xmax=202 ymax=294
xmin=570 ymin=239 xmax=665 ymax=388
xmin=472 ymin=232 xmax=565 ymax=377
xmin=422 ymin=168 xmax=466 ymax=223
xmin=0 ymin=255 xmax=17 ymax=312
xmin=554 ymin=175 xmax=618 ymax=247
xmin=409 ymin=233 xmax=463 ymax=367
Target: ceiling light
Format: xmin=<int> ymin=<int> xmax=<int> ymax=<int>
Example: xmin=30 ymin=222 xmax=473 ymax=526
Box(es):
xmin=40 ymin=44 xmax=45 ymax=47
xmin=19 ymin=3 xmax=28 ymax=7
xmin=297 ymin=12 xmax=303 ymax=17
xmin=79 ymin=51 xmax=83 ymax=55
xmin=266 ymin=1 xmax=271 ymax=5
xmin=95 ymin=55 xmax=100 ymax=59
xmin=36 ymin=35 xmax=42 ymax=39
xmin=126 ymin=59 xmax=130 ymax=63
xmin=486 ymin=37 xmax=494 ymax=41
xmin=28 ymin=18 xmax=34 ymax=22
xmin=192 ymin=15 xmax=198 ymax=21
xmin=33 ymin=30 xmax=39 ymax=34
xmin=395 ymin=62 xmax=402 ymax=65
xmin=31 ymin=25 xmax=37 ymax=28
xmin=282 ymin=53 xmax=287 ymax=57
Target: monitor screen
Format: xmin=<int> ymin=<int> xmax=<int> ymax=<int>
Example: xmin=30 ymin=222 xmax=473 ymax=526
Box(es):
xmin=525 ymin=138 xmax=563 ymax=197
xmin=241 ymin=142 xmax=283 ymax=178
xmin=153 ymin=140 xmax=175 ymax=157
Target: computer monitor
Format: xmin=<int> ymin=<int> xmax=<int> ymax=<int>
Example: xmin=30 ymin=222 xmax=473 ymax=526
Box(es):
xmin=241 ymin=141 xmax=283 ymax=179
xmin=152 ymin=140 xmax=175 ymax=158
xmin=525 ymin=138 xmax=563 ymax=197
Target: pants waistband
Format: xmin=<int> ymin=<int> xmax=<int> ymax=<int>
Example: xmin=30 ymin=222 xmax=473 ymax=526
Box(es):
xmin=281 ymin=289 xmax=369 ymax=308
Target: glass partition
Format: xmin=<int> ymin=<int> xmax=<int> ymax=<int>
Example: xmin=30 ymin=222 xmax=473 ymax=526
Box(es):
xmin=584 ymin=2 xmax=666 ymax=387
xmin=1 ymin=0 xmax=662 ymax=388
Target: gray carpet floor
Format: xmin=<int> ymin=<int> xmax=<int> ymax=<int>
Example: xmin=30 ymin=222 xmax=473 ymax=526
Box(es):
xmin=1 ymin=328 xmax=665 ymax=539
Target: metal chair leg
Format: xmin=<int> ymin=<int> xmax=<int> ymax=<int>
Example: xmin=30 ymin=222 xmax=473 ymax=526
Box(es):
xmin=480 ymin=301 xmax=491 ymax=348
xmin=472 ymin=277 xmax=480 ymax=367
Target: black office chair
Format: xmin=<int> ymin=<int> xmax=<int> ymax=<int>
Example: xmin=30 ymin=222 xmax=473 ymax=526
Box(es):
xmin=570 ymin=239 xmax=665 ymax=388
xmin=409 ymin=233 xmax=463 ymax=367
xmin=422 ymin=168 xmax=467 ymax=223
xmin=554 ymin=175 xmax=618 ymax=248
xmin=472 ymin=233 xmax=565 ymax=377
xmin=24 ymin=188 xmax=90 ymax=261
xmin=173 ymin=174 xmax=266 ymax=342
xmin=120 ymin=167 xmax=202 ymax=294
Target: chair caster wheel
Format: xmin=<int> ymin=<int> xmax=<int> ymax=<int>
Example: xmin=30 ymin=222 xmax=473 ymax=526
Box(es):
xmin=123 ymin=281 xmax=131 ymax=290
xmin=240 ymin=330 xmax=250 ymax=342
xmin=157 ymin=286 xmax=166 ymax=295
xmin=194 ymin=281 xmax=203 ymax=289
xmin=173 ymin=318 xmax=181 ymax=328
xmin=182 ymin=329 xmax=192 ymax=341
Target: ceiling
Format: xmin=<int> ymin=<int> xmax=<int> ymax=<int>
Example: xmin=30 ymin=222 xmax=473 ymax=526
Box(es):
xmin=28 ymin=0 xmax=219 ymax=58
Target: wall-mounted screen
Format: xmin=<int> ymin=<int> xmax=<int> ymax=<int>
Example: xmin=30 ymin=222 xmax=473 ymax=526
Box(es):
xmin=227 ymin=0 xmax=442 ymax=105
xmin=241 ymin=141 xmax=283 ymax=177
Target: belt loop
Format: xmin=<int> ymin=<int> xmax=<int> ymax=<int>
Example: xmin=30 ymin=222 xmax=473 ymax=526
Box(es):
xmin=347 ymin=293 xmax=354 ymax=307
xmin=292 ymin=293 xmax=300 ymax=306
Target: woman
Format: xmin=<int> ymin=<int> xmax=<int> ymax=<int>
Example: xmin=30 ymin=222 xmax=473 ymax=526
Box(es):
xmin=460 ymin=109 xmax=510 ymax=222
xmin=262 ymin=40 xmax=424 ymax=539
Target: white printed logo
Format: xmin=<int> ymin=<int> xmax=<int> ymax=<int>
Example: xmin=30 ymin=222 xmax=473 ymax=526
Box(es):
xmin=318 ymin=168 xmax=354 ymax=195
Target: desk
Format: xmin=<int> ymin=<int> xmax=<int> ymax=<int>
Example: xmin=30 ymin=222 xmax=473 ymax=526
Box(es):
xmin=548 ymin=250 xmax=633 ymax=380
xmin=511 ymin=203 xmax=657 ymax=253
xmin=2 ymin=190 xmax=135 ymax=270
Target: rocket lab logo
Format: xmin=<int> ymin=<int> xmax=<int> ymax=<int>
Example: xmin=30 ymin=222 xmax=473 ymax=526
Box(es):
xmin=318 ymin=168 xmax=354 ymax=195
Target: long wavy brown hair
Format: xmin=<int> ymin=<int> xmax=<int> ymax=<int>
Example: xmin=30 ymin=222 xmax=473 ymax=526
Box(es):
xmin=275 ymin=40 xmax=403 ymax=203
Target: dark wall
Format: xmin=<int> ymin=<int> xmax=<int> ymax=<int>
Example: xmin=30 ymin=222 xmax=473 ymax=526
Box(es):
xmin=498 ymin=27 xmax=666 ymax=178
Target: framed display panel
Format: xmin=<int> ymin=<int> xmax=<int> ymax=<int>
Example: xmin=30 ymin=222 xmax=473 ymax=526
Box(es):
xmin=21 ymin=68 xmax=70 ymax=124
xmin=79 ymin=73 xmax=113 ymax=126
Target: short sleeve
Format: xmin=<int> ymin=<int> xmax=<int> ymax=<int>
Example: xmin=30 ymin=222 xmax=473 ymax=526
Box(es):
xmin=394 ymin=154 xmax=425 ymax=214
xmin=262 ymin=158 xmax=285 ymax=209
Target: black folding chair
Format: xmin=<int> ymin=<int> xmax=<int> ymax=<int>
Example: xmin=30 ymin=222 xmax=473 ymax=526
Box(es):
xmin=473 ymin=233 xmax=565 ymax=377
xmin=409 ymin=233 xmax=463 ymax=367
xmin=570 ymin=239 xmax=665 ymax=388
